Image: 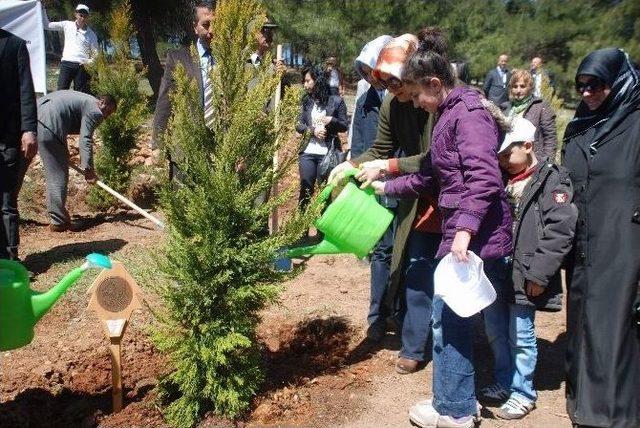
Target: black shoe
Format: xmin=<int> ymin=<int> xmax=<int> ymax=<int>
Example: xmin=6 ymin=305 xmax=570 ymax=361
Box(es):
xmin=366 ymin=320 xmax=386 ymax=342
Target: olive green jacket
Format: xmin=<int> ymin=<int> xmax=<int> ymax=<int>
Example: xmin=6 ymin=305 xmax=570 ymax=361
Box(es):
xmin=351 ymin=93 xmax=434 ymax=309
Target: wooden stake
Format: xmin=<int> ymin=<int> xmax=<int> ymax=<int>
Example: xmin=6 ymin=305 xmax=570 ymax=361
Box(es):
xmin=109 ymin=337 xmax=123 ymax=413
xmin=270 ymin=44 xmax=283 ymax=235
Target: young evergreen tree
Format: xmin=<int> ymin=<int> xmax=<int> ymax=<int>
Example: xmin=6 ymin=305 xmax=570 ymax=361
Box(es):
xmin=151 ymin=1 xmax=313 ymax=426
xmin=540 ymin=73 xmax=567 ymax=162
xmin=87 ymin=0 xmax=148 ymax=209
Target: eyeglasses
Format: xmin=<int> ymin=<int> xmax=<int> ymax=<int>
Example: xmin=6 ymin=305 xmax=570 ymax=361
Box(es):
xmin=378 ymin=76 xmax=403 ymax=90
xmin=576 ymin=79 xmax=604 ymax=94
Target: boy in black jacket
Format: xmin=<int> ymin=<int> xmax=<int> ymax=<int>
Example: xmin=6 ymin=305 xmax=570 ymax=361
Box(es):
xmin=493 ymin=117 xmax=577 ymax=419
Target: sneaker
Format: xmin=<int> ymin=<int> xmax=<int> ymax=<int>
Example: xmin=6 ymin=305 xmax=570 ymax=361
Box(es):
xmin=409 ymin=400 xmax=475 ymax=428
xmin=479 ymin=383 xmax=509 ymax=403
xmin=396 ymin=357 xmax=419 ymax=374
xmin=496 ymin=396 xmax=535 ymax=420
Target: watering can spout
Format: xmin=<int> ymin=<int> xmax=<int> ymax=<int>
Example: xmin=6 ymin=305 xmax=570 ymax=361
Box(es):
xmin=286 ymin=239 xmax=343 ymax=258
xmin=31 ymin=253 xmax=112 ymax=322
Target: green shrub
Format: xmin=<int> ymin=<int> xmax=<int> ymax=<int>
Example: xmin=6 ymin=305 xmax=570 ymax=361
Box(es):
xmin=151 ymin=1 xmax=316 ymax=426
xmin=87 ymin=0 xmax=148 ymax=210
xmin=540 ymin=72 xmax=570 ymax=163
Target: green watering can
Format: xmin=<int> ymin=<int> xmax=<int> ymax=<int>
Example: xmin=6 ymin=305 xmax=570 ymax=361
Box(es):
xmin=0 ymin=253 xmax=112 ymax=351
xmin=287 ymin=168 xmax=394 ymax=259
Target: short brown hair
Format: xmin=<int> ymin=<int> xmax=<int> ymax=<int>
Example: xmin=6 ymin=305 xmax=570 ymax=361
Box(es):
xmin=508 ymin=68 xmax=534 ymax=98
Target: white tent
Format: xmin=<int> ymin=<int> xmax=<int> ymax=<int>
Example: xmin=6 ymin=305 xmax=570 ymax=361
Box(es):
xmin=0 ymin=0 xmax=47 ymax=93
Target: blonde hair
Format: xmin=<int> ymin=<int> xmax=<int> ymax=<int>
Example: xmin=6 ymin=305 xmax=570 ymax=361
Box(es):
xmin=508 ymin=68 xmax=534 ymax=99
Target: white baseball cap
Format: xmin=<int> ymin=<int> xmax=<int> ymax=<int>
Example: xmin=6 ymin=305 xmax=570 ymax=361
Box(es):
xmin=75 ymin=4 xmax=90 ymax=13
xmin=498 ymin=117 xmax=537 ymax=154
xmin=434 ymin=252 xmax=496 ymax=317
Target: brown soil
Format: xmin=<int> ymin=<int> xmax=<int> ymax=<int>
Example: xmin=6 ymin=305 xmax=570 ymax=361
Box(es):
xmin=1 ymin=141 xmax=571 ymax=428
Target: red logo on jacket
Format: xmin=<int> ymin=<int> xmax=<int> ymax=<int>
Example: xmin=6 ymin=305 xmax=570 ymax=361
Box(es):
xmin=553 ymin=191 xmax=568 ymax=204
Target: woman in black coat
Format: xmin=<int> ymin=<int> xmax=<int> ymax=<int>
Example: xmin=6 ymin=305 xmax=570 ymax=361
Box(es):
xmin=562 ymin=48 xmax=640 ymax=428
xmin=295 ymin=65 xmax=348 ymax=209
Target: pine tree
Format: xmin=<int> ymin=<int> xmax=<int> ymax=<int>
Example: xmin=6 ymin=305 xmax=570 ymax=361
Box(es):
xmin=87 ymin=0 xmax=148 ymax=209
xmin=151 ymin=1 xmax=315 ymax=426
xmin=540 ymin=72 xmax=567 ymax=163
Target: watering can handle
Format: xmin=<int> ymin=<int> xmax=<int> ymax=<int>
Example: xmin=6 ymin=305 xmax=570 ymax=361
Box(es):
xmin=318 ymin=168 xmax=361 ymax=202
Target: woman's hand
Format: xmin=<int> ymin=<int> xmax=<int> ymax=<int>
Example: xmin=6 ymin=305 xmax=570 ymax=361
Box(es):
xmin=370 ymin=180 xmax=386 ymax=195
xmin=313 ymin=126 xmax=326 ymax=140
xmin=451 ymin=230 xmax=472 ymax=263
xmin=328 ymin=161 xmax=353 ymax=184
xmin=355 ymin=159 xmax=389 ymax=189
xmin=525 ymin=280 xmax=545 ymax=297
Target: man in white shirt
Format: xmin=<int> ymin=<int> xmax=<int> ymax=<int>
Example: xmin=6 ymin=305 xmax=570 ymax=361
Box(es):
xmin=48 ymin=4 xmax=99 ymax=94
xmin=249 ymin=19 xmax=278 ymax=67
xmin=530 ymin=56 xmax=554 ymax=98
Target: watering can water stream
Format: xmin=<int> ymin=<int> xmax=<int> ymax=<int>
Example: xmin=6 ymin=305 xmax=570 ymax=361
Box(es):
xmin=287 ymin=168 xmax=394 ymax=259
xmin=0 ymin=253 xmax=112 ymax=351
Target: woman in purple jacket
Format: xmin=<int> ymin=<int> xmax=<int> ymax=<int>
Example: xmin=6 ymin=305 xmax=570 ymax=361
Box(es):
xmin=365 ymin=31 xmax=513 ymax=428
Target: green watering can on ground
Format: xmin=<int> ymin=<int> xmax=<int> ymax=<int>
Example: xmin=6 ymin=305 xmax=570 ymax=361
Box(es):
xmin=287 ymin=168 xmax=394 ymax=259
xmin=0 ymin=253 xmax=112 ymax=351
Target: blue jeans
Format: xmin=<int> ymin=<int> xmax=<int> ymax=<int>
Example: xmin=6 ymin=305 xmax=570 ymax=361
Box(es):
xmin=368 ymin=215 xmax=396 ymax=326
xmin=509 ymin=304 xmax=537 ymax=403
xmin=432 ymin=257 xmax=510 ymax=417
xmin=481 ymin=258 xmax=513 ymax=390
xmin=298 ymin=152 xmax=324 ymax=211
xmin=399 ymin=231 xmax=440 ymax=361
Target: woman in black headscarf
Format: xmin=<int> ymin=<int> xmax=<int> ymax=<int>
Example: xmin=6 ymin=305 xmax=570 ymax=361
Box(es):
xmin=562 ymin=48 xmax=640 ymax=428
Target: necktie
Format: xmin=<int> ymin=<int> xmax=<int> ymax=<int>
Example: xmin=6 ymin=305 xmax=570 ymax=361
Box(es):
xmin=203 ymin=51 xmax=214 ymax=129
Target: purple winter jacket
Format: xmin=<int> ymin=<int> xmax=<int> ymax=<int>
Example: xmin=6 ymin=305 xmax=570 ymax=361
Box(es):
xmin=384 ymin=87 xmax=512 ymax=260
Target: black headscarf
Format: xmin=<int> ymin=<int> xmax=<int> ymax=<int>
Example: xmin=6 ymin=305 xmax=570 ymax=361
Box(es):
xmin=564 ymin=48 xmax=640 ymax=152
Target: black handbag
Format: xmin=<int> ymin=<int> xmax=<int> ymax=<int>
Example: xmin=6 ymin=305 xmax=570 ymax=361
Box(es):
xmin=317 ymin=137 xmax=343 ymax=183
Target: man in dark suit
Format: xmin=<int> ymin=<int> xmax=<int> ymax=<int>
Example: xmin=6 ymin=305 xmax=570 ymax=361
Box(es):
xmin=483 ymin=54 xmax=511 ymax=105
xmin=0 ymin=29 xmax=37 ymax=260
xmin=152 ymin=1 xmax=214 ymax=180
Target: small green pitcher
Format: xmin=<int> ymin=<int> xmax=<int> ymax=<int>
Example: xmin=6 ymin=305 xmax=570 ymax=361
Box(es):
xmin=288 ymin=169 xmax=394 ymax=259
xmin=0 ymin=253 xmax=111 ymax=351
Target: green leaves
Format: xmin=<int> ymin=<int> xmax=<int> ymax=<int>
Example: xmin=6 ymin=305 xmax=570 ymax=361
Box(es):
xmin=86 ymin=0 xmax=148 ymax=209
xmin=152 ymin=1 xmax=312 ymax=426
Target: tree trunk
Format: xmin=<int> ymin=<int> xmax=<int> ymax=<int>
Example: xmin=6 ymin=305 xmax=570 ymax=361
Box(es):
xmin=131 ymin=0 xmax=162 ymax=100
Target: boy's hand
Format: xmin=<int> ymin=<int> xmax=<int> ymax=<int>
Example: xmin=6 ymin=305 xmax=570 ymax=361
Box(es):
xmin=525 ymin=280 xmax=545 ymax=297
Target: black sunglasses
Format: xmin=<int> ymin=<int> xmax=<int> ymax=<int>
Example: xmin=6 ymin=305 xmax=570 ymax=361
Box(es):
xmin=378 ymin=76 xmax=403 ymax=90
xmin=576 ymin=79 xmax=604 ymax=94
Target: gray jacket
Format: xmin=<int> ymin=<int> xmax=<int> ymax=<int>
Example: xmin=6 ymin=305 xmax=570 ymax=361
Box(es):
xmin=37 ymin=90 xmax=104 ymax=169
xmin=510 ymin=161 xmax=577 ymax=311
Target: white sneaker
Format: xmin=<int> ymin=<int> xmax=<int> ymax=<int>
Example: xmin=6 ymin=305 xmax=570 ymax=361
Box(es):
xmin=496 ymin=396 xmax=535 ymax=420
xmin=479 ymin=383 xmax=509 ymax=403
xmin=409 ymin=400 xmax=476 ymax=428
